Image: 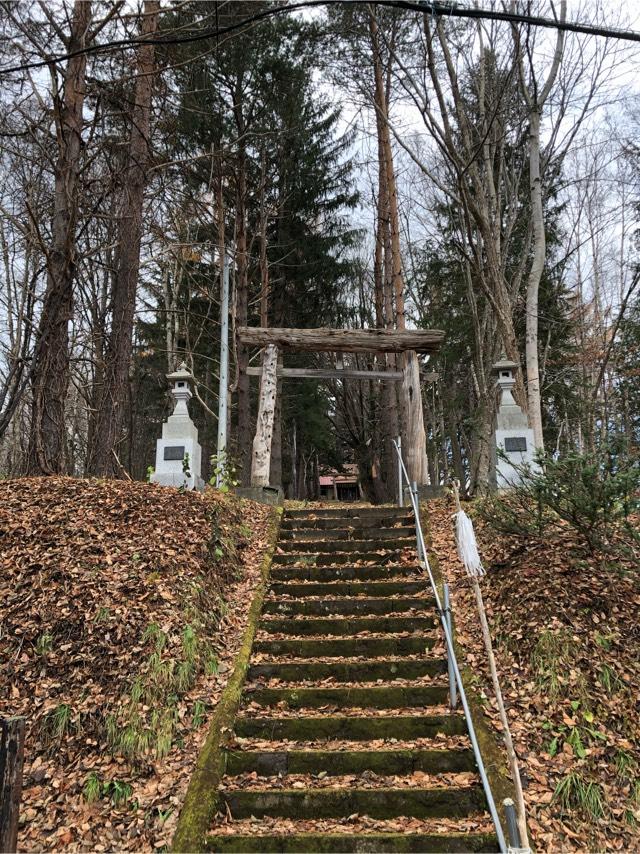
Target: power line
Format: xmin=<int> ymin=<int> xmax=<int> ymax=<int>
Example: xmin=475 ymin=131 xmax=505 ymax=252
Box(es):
xmin=1 ymin=1 xmax=639 ymax=77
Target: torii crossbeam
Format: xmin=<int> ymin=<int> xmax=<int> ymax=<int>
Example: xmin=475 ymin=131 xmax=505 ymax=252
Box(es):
xmin=238 ymin=326 xmax=444 ymax=353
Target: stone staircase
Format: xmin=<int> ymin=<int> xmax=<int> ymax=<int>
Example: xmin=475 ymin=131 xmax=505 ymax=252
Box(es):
xmin=207 ymin=506 xmax=498 ymax=852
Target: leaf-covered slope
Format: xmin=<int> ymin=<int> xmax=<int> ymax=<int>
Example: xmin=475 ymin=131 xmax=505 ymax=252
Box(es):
xmin=0 ymin=477 xmax=273 ymax=851
xmin=428 ymin=498 xmax=640 ymax=852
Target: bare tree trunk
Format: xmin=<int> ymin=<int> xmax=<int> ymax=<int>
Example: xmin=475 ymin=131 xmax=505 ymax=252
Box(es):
xmin=235 ymin=146 xmax=252 ymax=485
xmin=86 ymin=1 xmax=159 ymax=477
xmin=369 ymin=8 xmax=426 ymax=484
xmin=27 ymin=1 xmax=92 ymax=474
xmin=448 ymin=412 xmax=466 ymax=493
xmin=373 ymin=129 xmax=398 ymax=498
xmin=514 ymin=2 xmax=566 ymax=452
xmin=524 ymin=107 xmax=546 ymax=451
xmin=290 ymin=419 xmax=298 ymax=499
xmin=270 ymin=355 xmax=283 ymax=488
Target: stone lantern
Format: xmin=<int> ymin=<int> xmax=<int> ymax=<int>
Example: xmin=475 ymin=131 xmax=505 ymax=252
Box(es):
xmin=150 ymin=363 xmax=204 ymax=491
xmin=493 ymin=359 xmax=540 ymax=489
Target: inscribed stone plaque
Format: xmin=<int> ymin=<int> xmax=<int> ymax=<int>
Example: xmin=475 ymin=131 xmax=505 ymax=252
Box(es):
xmin=504 ymin=436 xmax=527 ymax=452
xmin=164 ymin=445 xmax=185 ymax=461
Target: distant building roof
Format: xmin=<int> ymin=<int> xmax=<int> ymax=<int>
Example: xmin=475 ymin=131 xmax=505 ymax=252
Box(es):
xmin=318 ymin=464 xmax=359 ymax=487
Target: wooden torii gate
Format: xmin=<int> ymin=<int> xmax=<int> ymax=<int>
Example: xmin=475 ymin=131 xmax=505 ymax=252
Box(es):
xmin=238 ymin=327 xmax=444 ymax=489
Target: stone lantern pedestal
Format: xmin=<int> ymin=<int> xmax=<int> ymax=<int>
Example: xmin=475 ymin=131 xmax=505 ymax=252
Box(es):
xmin=493 ymin=359 xmax=540 ymax=489
xmin=150 ymin=364 xmax=204 ymax=491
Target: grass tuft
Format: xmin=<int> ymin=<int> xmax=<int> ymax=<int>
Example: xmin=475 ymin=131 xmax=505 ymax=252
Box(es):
xmin=531 ymin=628 xmax=584 ymax=700
xmin=598 ymin=662 xmax=624 ymax=695
xmin=142 ymin=622 xmax=166 ymax=652
xmin=43 ymin=703 xmax=73 ymax=743
xmin=82 ymin=772 xmax=102 ymax=804
xmin=191 ymin=699 xmax=206 ymax=728
xmin=554 ymin=771 xmax=605 ymax=819
xmin=35 ymin=632 xmax=53 ymax=657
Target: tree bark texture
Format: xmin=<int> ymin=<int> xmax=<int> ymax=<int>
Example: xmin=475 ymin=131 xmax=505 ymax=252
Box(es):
xmin=401 ymin=351 xmax=429 ymax=484
xmin=238 ymin=327 xmax=443 ymax=354
xmin=235 ymin=147 xmax=252 ymax=485
xmin=516 ymin=4 xmax=566 ymax=452
xmin=27 ymin=0 xmax=92 ymax=474
xmin=373 ymin=71 xmax=400 ymax=499
xmin=251 ymin=344 xmax=278 ymax=487
xmin=269 ymin=355 xmax=283 ymax=488
xmin=369 ymin=8 xmax=427 ymax=483
xmin=369 ymin=10 xmax=405 ymax=330
xmin=86 ymin=1 xmax=159 ymax=477
xmin=525 ymin=107 xmax=546 ymax=451
xmin=0 ymin=716 xmax=25 ymax=854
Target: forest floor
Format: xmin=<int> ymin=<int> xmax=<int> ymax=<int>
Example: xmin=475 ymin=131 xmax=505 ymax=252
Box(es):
xmin=428 ymin=497 xmax=640 ymax=852
xmin=0 ymin=477 xmax=273 ymax=852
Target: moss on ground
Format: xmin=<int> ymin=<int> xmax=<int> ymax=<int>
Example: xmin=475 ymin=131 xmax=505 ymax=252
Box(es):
xmin=171 ymin=507 xmax=283 ymax=853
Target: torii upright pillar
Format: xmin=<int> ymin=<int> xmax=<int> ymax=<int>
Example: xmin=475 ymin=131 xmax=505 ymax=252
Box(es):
xmin=250 ymin=343 xmax=279 ymax=487
xmin=401 ymin=350 xmax=429 ymax=486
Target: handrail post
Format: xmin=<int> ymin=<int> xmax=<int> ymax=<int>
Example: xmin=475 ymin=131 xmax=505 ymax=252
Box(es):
xmin=411 ymin=480 xmax=422 ymax=561
xmin=443 ymin=583 xmax=457 ymax=710
xmin=391 ymin=438 xmax=507 ymax=853
xmin=503 ymin=798 xmax=522 ymax=850
xmin=397 ymin=436 xmax=403 ymax=507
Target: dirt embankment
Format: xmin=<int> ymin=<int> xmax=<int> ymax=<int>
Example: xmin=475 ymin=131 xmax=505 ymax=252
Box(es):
xmin=428 ymin=498 xmax=640 ymax=852
xmin=0 ymin=477 xmax=273 ymax=852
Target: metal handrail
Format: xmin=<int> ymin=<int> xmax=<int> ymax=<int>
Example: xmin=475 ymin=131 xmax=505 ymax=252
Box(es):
xmin=393 ymin=439 xmax=507 ymax=853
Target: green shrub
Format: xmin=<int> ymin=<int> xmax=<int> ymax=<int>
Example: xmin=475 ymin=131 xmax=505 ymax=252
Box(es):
xmin=480 ymin=443 xmax=640 ymax=553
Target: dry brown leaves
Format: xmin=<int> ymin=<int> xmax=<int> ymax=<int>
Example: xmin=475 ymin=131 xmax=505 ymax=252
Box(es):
xmin=220 ymin=770 xmax=479 ymax=791
xmin=0 ymin=476 xmax=273 ymax=852
xmin=427 ymin=497 xmax=640 ymax=853
xmin=227 ymin=733 xmax=473 ymax=752
xmin=237 ymin=704 xmax=457 ymax=719
xmin=207 ymin=813 xmax=495 ymax=837
xmin=250 ymin=675 xmax=444 ymax=688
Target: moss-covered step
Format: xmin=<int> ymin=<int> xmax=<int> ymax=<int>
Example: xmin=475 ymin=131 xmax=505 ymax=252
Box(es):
xmin=258 ymin=615 xmax=436 ymax=636
xmin=273 ymin=552 xmax=391 ymax=566
xmin=205 ymin=831 xmax=498 ymax=853
xmin=269 ymin=580 xmax=427 ymax=598
xmin=279 ymin=538 xmax=415 ymax=553
xmin=285 ymin=508 xmax=412 ymax=520
xmin=281 ymin=514 xmax=413 ymax=530
xmin=280 ymin=526 xmax=416 ymax=542
xmin=247 ymin=657 xmax=447 ymax=682
xmin=225 ymin=746 xmax=476 ymax=776
xmin=261 ymin=597 xmax=431 ymax=616
xmin=234 ymin=713 xmax=467 ymax=741
xmin=243 ymin=685 xmax=449 ymax=709
xmin=219 ymin=785 xmax=487 ymax=820
xmin=270 ymin=564 xmax=422 ymax=582
xmin=252 ymin=636 xmax=435 ymax=658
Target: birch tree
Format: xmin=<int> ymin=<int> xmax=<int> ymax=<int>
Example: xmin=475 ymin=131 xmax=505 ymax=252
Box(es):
xmin=513 ymin=2 xmax=567 ymax=451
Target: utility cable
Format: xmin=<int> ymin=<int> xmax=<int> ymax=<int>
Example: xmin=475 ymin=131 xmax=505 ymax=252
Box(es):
xmin=1 ymin=0 xmax=639 ymax=77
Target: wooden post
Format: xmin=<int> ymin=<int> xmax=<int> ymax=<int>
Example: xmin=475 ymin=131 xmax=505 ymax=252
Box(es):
xmin=451 ymin=484 xmax=530 ymax=851
xmin=251 ymin=344 xmax=278 ymax=487
xmin=0 ymin=716 xmax=25 ymax=854
xmin=401 ymin=350 xmax=428 ymax=485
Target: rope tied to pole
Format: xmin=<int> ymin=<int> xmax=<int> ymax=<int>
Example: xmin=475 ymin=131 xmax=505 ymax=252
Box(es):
xmin=450 ymin=479 xmax=531 ymax=854
xmin=454 ymin=507 xmax=485 ymax=577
